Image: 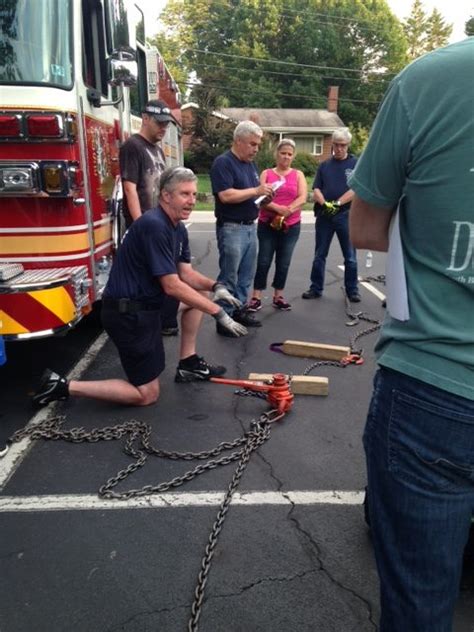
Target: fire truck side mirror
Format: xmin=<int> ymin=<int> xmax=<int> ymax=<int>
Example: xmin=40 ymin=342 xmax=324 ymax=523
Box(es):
xmin=108 ymin=58 xmax=138 ymax=88
xmin=105 ymin=0 xmax=139 ymax=63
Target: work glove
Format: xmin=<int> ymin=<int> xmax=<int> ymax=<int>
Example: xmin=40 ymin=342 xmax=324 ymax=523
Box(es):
xmin=212 ymin=283 xmax=242 ymax=308
xmin=213 ymin=308 xmax=248 ymax=337
xmin=269 ymin=215 xmax=287 ymax=231
xmin=322 ymin=200 xmax=340 ymax=216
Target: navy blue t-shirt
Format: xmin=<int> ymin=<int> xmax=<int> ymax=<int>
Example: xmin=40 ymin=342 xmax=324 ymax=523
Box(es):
xmin=104 ymin=206 xmax=191 ymax=306
xmin=210 ymin=150 xmax=260 ymax=222
xmin=312 ymin=155 xmax=357 ymax=212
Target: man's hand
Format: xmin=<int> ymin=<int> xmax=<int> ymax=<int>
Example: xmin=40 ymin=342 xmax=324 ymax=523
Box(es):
xmin=323 ymin=200 xmax=340 ymax=215
xmin=256 ymin=183 xmax=275 ymax=198
xmin=212 ymin=283 xmax=242 ymax=308
xmin=212 ymin=308 xmax=248 ymax=336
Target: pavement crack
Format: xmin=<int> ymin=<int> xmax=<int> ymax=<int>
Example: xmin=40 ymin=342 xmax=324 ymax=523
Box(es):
xmin=282 ymin=492 xmax=377 ymax=630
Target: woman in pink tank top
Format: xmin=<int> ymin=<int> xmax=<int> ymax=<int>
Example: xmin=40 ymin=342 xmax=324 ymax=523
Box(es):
xmin=248 ymin=139 xmax=307 ymax=311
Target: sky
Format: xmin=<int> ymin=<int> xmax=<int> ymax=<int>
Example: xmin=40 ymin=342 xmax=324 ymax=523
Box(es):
xmin=140 ymin=0 xmax=473 ymax=42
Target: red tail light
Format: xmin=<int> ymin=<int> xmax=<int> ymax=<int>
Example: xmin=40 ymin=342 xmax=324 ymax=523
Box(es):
xmin=0 ymin=115 xmax=21 ymax=137
xmin=26 ymin=115 xmax=63 ymax=138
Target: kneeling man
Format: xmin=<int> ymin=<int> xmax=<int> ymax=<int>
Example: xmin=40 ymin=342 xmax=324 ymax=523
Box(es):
xmin=32 ymin=167 xmax=246 ymax=408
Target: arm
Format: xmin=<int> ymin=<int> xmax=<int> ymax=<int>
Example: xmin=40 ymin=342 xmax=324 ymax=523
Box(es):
xmin=177 ymin=262 xmax=214 ymax=292
xmin=122 ymin=180 xmax=142 ymax=222
xmin=337 ymin=189 xmax=355 ymax=206
xmin=313 ymin=187 xmax=325 ymax=205
xmin=159 ymin=272 xmax=220 ymax=315
xmin=218 ymin=182 xmax=273 ymax=205
xmin=349 ymin=195 xmax=394 ymax=252
xmin=288 ymin=170 xmax=308 ymax=213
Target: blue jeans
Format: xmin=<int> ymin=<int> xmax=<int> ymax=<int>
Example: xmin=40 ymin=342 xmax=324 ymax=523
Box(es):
xmin=254 ymin=221 xmax=301 ymax=291
xmin=364 ymin=367 xmax=474 ymax=632
xmin=309 ymin=211 xmax=358 ymax=295
xmin=215 ymin=222 xmax=258 ymax=314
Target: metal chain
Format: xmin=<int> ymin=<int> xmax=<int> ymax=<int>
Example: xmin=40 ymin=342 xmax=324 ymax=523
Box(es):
xmin=342 ymin=288 xmax=382 ymax=355
xmin=234 ymin=388 xmax=268 ymax=400
xmin=6 ymin=408 xmax=285 ymax=631
xmin=188 ymin=409 xmax=284 ymax=631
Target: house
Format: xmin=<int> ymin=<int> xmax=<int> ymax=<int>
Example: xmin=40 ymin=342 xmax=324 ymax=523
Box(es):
xmin=182 ymin=87 xmax=345 ymax=161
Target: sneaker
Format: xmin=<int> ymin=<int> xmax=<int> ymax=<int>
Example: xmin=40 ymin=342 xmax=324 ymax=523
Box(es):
xmin=31 ymin=369 xmax=69 ymax=408
xmin=175 ymin=355 xmax=227 ymax=383
xmin=161 ymin=327 xmax=179 ymax=336
xmin=233 ymin=310 xmax=262 ymax=328
xmin=247 ymin=298 xmax=262 ymax=312
xmin=272 ymin=296 xmax=291 ymax=311
xmin=348 ymin=292 xmax=361 ymax=303
xmin=302 ymin=289 xmax=322 ymax=299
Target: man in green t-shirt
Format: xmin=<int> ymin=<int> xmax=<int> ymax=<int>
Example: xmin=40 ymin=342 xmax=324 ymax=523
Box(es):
xmin=349 ymin=38 xmax=474 ymax=631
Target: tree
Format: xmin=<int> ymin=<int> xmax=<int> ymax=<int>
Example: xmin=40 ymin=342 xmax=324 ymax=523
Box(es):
xmin=465 ymin=16 xmax=474 ymax=36
xmin=403 ymin=0 xmax=427 ymax=59
xmin=403 ymin=0 xmax=452 ymax=60
xmin=151 ymin=0 xmax=408 ymax=129
xmin=425 ymin=8 xmax=453 ymax=52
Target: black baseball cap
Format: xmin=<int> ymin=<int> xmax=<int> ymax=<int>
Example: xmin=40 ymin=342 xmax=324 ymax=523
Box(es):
xmin=142 ymin=99 xmax=173 ymax=123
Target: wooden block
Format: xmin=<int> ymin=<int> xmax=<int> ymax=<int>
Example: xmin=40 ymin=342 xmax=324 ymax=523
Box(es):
xmin=281 ymin=340 xmax=350 ymax=361
xmin=247 ymin=373 xmax=328 ymax=396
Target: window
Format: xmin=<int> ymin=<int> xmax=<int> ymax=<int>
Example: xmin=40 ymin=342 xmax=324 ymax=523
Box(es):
xmin=291 ymin=135 xmax=323 ymax=156
xmin=82 ymin=0 xmax=108 ymax=96
xmin=0 ymin=0 xmax=73 ymax=88
xmin=129 ymin=46 xmax=147 ymax=117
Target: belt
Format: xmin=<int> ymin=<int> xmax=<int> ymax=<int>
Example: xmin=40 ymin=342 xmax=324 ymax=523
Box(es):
xmin=102 ymin=298 xmax=160 ymax=314
xmin=220 ymin=220 xmax=255 ymax=226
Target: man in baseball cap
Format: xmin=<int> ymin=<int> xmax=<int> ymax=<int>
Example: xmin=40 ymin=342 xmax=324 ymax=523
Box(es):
xmin=119 ymin=98 xmax=179 ymax=335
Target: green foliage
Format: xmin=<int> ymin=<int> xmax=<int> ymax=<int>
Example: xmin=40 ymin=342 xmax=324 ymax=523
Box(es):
xmin=348 ymin=124 xmax=370 ymax=157
xmin=403 ymin=0 xmax=452 ymax=60
xmin=292 ymin=152 xmax=319 ymax=177
xmin=184 ymin=106 xmax=235 ymax=172
xmin=465 ymin=16 xmax=474 ymax=36
xmin=156 ymin=0 xmax=408 ymax=130
xmin=254 ymin=143 xmax=275 ymax=172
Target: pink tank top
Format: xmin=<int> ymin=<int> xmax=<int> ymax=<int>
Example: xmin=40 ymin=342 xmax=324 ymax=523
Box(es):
xmin=259 ymin=168 xmax=302 ymax=226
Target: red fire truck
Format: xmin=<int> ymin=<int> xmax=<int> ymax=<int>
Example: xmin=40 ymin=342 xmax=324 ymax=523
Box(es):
xmin=0 ymin=0 xmax=182 ymax=340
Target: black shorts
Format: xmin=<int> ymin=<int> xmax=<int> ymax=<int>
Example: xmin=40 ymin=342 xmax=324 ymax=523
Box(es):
xmin=101 ymin=307 xmax=165 ymax=387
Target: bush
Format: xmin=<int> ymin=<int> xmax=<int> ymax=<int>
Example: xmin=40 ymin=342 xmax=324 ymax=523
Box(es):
xmin=292 ymin=152 xmax=319 ymax=177
xmin=254 ymin=145 xmax=275 ymax=172
xmin=183 ymin=150 xmax=199 ymax=172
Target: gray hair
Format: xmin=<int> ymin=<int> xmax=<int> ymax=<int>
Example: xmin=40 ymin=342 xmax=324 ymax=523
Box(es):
xmin=276 ymin=138 xmax=296 ymax=151
xmin=233 ymin=120 xmax=263 ymax=140
xmin=332 ymin=128 xmax=352 ymax=144
xmin=159 ymin=167 xmax=197 ymax=194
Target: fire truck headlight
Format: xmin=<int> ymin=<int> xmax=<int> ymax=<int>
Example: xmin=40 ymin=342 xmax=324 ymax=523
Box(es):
xmin=0 ymin=166 xmax=40 ymax=193
xmin=42 ymin=163 xmax=67 ymax=194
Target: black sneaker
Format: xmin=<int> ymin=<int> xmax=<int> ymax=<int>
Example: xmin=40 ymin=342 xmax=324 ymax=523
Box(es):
xmin=302 ymin=289 xmax=322 ymax=299
xmin=348 ymin=292 xmax=361 ymax=303
xmin=175 ymin=355 xmax=227 ymax=383
xmin=233 ymin=310 xmax=262 ymax=327
xmin=31 ymin=369 xmax=69 ymax=408
xmin=161 ymin=327 xmax=179 ymax=336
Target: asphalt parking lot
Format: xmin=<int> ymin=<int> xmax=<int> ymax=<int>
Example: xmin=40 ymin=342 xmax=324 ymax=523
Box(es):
xmin=1 ymin=214 xmax=472 ymax=632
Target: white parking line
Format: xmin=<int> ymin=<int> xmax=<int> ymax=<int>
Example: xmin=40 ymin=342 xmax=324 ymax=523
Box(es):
xmin=0 ymin=490 xmax=365 ymax=513
xmin=0 ymin=332 xmax=110 ymax=490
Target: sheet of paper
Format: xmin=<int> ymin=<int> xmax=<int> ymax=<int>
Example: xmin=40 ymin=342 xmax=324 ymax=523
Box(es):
xmin=386 ymin=207 xmax=410 ymax=321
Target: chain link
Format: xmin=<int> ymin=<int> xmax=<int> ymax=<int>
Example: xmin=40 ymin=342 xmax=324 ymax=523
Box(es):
xmin=342 ymin=287 xmax=382 ymax=356
xmin=6 ymin=408 xmax=285 ymax=631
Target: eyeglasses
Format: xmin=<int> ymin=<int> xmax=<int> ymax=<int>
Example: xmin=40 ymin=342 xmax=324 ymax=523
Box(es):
xmin=333 ymin=143 xmax=349 ymax=148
